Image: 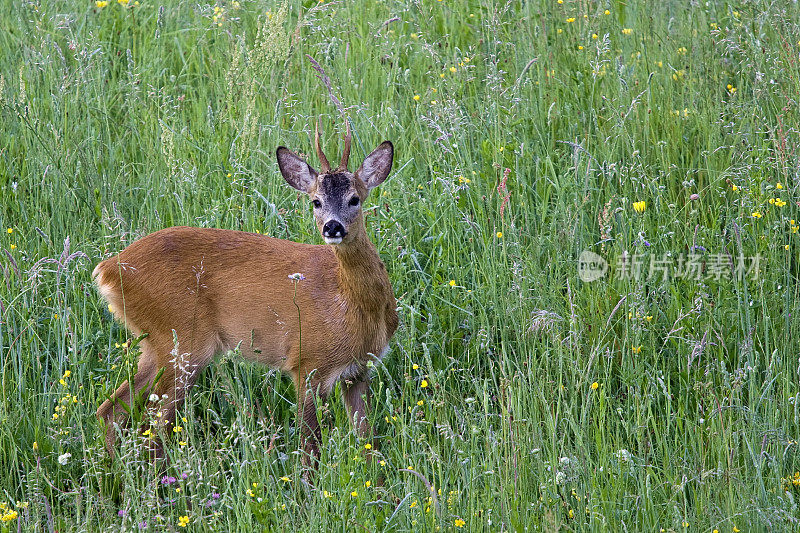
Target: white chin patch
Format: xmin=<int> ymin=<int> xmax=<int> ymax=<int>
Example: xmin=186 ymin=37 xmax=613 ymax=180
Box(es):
xmin=324 ymin=236 xmax=343 ymax=245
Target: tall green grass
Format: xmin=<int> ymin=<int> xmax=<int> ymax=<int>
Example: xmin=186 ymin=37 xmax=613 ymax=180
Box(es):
xmin=1 ymin=0 xmax=799 ymax=530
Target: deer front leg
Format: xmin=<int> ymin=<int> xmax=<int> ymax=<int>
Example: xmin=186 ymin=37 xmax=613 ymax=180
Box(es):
xmin=342 ymin=377 xmax=372 ymax=439
xmin=297 ymin=388 xmax=323 ymax=469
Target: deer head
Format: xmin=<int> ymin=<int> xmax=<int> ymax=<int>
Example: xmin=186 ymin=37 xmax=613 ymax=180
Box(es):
xmin=276 ymin=122 xmax=394 ymax=245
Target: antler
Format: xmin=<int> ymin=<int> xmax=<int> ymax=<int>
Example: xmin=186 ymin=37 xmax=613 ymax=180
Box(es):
xmin=314 ymin=119 xmax=331 ymax=173
xmin=338 ymin=120 xmax=351 ymax=171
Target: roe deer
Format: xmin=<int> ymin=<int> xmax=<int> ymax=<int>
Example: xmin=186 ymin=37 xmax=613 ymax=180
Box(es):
xmin=93 ymin=123 xmax=398 ymax=465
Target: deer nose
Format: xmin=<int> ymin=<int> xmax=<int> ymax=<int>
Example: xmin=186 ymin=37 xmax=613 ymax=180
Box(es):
xmin=322 ymin=220 xmax=347 ymax=238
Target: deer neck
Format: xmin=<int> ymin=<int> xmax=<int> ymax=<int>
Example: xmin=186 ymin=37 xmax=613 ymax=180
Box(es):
xmin=332 ymin=227 xmax=391 ymax=314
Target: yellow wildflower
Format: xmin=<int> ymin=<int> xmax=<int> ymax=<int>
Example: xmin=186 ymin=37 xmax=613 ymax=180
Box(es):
xmin=455 ymin=519 xmax=466 ymax=528
xmin=633 ymin=200 xmax=646 ymax=213
xmin=178 ymin=515 xmax=189 ymax=527
xmin=420 ymin=379 xmax=428 ymax=388
xmin=95 ymin=1 xmax=108 ymax=7
xmin=591 ymin=382 xmax=599 ymax=390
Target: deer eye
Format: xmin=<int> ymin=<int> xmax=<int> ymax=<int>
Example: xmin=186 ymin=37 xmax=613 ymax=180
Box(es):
xmin=348 ymin=196 xmax=360 ymax=207
xmin=312 ymin=199 xmax=322 ymax=209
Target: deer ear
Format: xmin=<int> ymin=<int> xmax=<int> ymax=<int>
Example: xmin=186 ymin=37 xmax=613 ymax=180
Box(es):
xmin=356 ymin=141 xmax=393 ymax=190
xmin=276 ymin=147 xmax=318 ymax=192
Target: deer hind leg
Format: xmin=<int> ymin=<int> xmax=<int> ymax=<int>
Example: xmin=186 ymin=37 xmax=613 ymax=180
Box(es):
xmin=142 ymin=337 xmax=218 ymax=460
xmin=96 ymin=344 xmax=160 ymax=457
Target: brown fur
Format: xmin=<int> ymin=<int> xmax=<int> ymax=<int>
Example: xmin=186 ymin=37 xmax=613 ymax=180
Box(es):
xmin=95 ymin=137 xmax=397 ymax=465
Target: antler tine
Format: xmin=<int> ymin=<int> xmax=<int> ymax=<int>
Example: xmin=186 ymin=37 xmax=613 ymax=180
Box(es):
xmin=338 ymin=120 xmax=351 ymax=171
xmin=314 ymin=119 xmax=331 ymax=173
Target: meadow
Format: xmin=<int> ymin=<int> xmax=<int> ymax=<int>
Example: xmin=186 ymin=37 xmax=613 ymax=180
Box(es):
xmin=1 ymin=0 xmax=800 ymax=530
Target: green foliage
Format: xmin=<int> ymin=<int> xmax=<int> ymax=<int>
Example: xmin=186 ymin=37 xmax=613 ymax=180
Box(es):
xmin=1 ymin=0 xmax=799 ymax=530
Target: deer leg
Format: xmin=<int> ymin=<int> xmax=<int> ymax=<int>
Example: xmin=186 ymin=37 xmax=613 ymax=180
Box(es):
xmin=342 ymin=377 xmax=372 ymax=439
xmin=294 ymin=372 xmax=327 ymax=469
xmin=299 ymin=392 xmax=323 ymax=468
xmin=144 ymin=343 xmax=213 ymax=460
xmin=96 ymin=350 xmax=159 ymax=457
xmin=342 ymin=377 xmax=381 ymax=478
